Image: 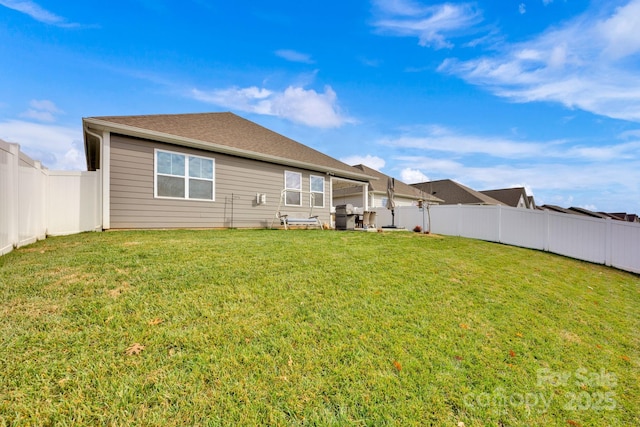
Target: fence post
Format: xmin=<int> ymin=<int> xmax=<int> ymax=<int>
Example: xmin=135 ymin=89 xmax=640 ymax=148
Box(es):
xmin=543 ymin=209 xmax=550 ymax=252
xmin=457 ymin=204 xmax=462 ymax=236
xmin=36 ymin=161 xmax=47 ymax=239
xmin=8 ymin=143 xmax=19 ymax=249
xmin=497 ymin=205 xmax=502 ymax=243
xmin=605 ymin=218 xmax=613 ymax=267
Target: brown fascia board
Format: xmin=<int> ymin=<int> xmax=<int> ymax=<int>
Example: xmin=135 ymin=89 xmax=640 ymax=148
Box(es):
xmin=83 ymin=117 xmax=375 ymax=182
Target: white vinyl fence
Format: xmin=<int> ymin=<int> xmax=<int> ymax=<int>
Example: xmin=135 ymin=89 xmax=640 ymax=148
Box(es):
xmin=0 ymin=140 xmax=101 ymax=256
xmin=2 ymin=138 xmax=639 ymax=274
xmin=374 ymin=204 xmax=640 ymax=274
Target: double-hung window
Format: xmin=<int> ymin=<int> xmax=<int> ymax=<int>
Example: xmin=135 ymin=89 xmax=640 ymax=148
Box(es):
xmin=284 ymin=171 xmax=302 ymax=206
xmin=310 ymin=175 xmax=325 ymax=208
xmin=155 ymin=149 xmax=215 ymax=200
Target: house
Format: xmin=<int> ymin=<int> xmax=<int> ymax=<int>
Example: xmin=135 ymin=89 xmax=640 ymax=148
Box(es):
xmin=568 ymin=207 xmax=612 ymax=219
xmin=608 ymin=212 xmax=640 ymax=223
xmin=332 ymin=164 xmax=443 ymax=209
xmin=539 ymin=206 xmax=640 ymax=222
xmin=82 ymin=112 xmax=375 ymax=229
xmin=527 ymin=196 xmax=536 ymax=209
xmin=539 ymin=205 xmax=605 ymax=218
xmin=480 ymin=187 xmax=534 ymax=209
xmin=539 ymin=204 xmax=580 ymax=215
xmin=411 ymin=179 xmax=503 ymax=206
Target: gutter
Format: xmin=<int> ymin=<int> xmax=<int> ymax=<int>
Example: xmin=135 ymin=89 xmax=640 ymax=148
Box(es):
xmin=83 ymin=127 xmax=102 ymax=170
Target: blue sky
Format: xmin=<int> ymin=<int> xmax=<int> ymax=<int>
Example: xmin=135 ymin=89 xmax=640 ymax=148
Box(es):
xmin=1 ymin=0 xmax=640 ymax=213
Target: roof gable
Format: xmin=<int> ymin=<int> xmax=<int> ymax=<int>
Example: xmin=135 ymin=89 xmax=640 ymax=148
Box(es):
xmin=481 ymin=187 xmax=529 ymax=208
xmin=83 ymin=112 xmax=372 ymax=180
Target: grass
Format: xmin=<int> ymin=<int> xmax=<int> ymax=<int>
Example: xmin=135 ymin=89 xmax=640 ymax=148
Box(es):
xmin=0 ymin=229 xmax=638 ymax=426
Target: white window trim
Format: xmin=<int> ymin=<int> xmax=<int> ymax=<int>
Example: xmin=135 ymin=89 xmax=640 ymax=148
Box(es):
xmin=310 ymin=175 xmax=325 ymax=208
xmin=154 ymin=148 xmax=215 ymax=201
xmin=284 ymin=170 xmax=302 ymax=206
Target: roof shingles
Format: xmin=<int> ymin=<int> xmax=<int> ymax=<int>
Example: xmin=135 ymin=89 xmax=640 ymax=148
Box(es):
xmin=84 ymin=112 xmax=369 ymax=179
xmin=411 ymin=179 xmax=502 ymax=205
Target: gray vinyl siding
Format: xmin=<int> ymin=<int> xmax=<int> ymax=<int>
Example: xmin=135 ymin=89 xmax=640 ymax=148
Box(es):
xmin=109 ymin=134 xmax=330 ymax=228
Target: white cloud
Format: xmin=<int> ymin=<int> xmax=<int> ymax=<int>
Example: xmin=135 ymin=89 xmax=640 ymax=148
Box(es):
xmin=0 ymin=0 xmax=78 ymax=27
xmin=620 ymin=129 xmax=640 ymax=140
xmin=29 ymin=99 xmax=62 ymax=113
xmin=396 ymin=154 xmax=640 ymax=193
xmin=393 ymin=150 xmax=640 ymax=212
xmin=19 ymin=99 xmax=64 ymax=123
xmin=382 ymin=124 xmax=640 ymax=163
xmin=20 ymin=109 xmax=56 ymax=122
xmin=275 ymin=49 xmax=315 ymax=64
xmin=596 ymin=1 xmax=640 ymax=60
xmin=339 ymin=154 xmax=386 ymax=170
xmin=439 ymin=0 xmax=640 ymax=122
xmin=519 ymin=3 xmax=526 ymax=14
xmin=372 ymin=0 xmax=483 ymax=49
xmin=191 ymin=85 xmax=354 ymax=128
xmin=566 ymin=140 xmax=640 ymax=161
xmin=359 ymin=56 xmax=382 ymax=67
xmin=373 ymin=0 xmax=427 ymax=16
xmin=0 ymin=119 xmax=85 ymax=170
xmin=400 ymin=167 xmax=429 ymax=183
xmin=380 ymin=124 xmax=564 ymax=159
xmin=385 ymin=121 xmax=640 ymax=212
xmin=192 ymin=86 xmax=272 ymax=113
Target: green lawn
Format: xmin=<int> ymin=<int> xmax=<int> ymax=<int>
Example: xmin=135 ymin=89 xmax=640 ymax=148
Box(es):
xmin=0 ymin=229 xmax=638 ymax=426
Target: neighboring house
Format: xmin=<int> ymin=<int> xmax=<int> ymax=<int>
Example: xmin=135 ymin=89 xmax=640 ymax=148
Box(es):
xmin=540 ymin=206 xmax=640 ymax=222
xmin=608 ymin=212 xmax=640 ymax=223
xmin=83 ymin=112 xmax=375 ymax=229
xmin=480 ymin=187 xmax=534 ymax=209
xmin=568 ymin=207 xmax=612 ymax=219
xmin=539 ymin=204 xmax=581 ymax=215
xmin=411 ymin=179 xmax=502 ymax=205
xmin=332 ymin=164 xmax=443 ymax=209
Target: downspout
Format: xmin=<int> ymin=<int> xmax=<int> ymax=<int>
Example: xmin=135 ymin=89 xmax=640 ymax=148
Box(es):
xmin=84 ymin=127 xmax=106 ymax=231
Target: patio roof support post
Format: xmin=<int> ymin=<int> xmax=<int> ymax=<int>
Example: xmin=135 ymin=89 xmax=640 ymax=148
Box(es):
xmin=363 ymin=183 xmax=369 ymax=211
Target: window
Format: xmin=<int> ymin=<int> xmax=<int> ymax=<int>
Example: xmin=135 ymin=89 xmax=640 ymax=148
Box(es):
xmin=284 ymin=171 xmax=301 ymax=206
xmin=310 ymin=175 xmax=325 ymax=208
xmin=155 ymin=149 xmax=214 ymax=200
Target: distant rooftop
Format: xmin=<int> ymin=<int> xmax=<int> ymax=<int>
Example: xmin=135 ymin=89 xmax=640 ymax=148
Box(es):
xmin=411 ymin=179 xmax=502 ymax=205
